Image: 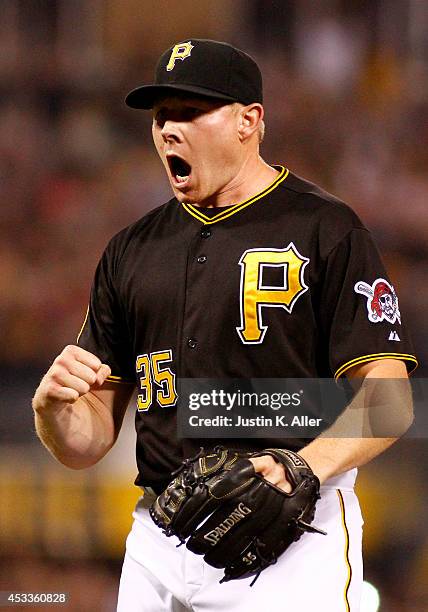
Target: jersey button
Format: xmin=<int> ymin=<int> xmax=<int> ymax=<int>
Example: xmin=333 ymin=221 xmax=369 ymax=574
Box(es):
xmin=197 ymin=255 xmax=207 ymax=264
xmin=187 ymin=338 xmax=197 ymax=349
xmin=201 ymin=229 xmax=211 ymax=238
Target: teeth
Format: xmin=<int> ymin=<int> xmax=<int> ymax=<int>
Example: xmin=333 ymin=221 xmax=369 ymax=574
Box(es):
xmin=176 ymin=175 xmax=189 ymax=183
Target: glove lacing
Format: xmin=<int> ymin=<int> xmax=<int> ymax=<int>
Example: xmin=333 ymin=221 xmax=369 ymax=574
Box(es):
xmin=162 ymin=448 xmax=209 ymax=544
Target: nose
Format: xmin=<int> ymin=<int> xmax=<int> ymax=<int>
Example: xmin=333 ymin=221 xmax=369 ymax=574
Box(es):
xmin=161 ymin=120 xmax=181 ymax=144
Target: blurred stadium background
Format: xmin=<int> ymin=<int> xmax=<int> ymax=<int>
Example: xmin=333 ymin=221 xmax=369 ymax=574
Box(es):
xmin=0 ymin=1 xmax=427 ymax=610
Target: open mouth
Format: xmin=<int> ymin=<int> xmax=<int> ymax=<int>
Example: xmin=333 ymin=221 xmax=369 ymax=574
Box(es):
xmin=167 ymin=154 xmax=192 ymax=185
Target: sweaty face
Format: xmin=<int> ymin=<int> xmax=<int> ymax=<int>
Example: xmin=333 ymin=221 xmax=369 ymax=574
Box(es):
xmin=152 ymin=95 xmax=243 ymax=206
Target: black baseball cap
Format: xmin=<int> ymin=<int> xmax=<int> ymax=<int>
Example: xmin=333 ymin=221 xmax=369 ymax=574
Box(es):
xmin=125 ymin=39 xmax=263 ymax=109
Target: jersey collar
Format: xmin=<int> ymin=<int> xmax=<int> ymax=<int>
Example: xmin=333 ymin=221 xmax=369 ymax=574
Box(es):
xmin=181 ymin=165 xmax=289 ymax=225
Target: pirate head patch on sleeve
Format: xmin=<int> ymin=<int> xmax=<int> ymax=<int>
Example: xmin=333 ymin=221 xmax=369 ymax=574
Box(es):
xmin=354 ymin=278 xmax=401 ymax=325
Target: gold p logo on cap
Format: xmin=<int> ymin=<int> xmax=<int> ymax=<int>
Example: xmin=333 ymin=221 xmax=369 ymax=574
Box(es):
xmin=166 ymin=41 xmax=194 ymax=71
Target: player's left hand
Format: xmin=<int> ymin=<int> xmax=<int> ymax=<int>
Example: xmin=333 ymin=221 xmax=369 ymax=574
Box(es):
xmin=249 ymin=455 xmax=292 ymax=492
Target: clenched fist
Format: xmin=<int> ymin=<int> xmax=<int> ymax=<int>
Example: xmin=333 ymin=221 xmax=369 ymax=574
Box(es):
xmin=32 ymin=345 xmax=111 ymax=413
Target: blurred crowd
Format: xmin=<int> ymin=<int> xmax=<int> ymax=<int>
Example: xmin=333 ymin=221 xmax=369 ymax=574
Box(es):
xmin=0 ymin=556 xmax=120 ymax=612
xmin=0 ymin=1 xmax=426 ymax=371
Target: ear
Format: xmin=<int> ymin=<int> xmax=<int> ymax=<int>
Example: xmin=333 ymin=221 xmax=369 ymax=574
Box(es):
xmin=237 ymin=103 xmax=264 ymax=142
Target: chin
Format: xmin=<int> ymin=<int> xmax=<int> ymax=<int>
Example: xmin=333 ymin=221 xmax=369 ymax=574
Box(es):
xmin=173 ymin=190 xmax=199 ymax=205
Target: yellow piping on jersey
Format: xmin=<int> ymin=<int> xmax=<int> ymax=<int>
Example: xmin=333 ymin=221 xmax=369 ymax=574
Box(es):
xmin=337 ymin=490 xmax=352 ymax=612
xmin=106 ymin=375 xmax=135 ymax=385
xmin=76 ymin=306 xmax=89 ymax=343
xmin=334 ymin=353 xmax=418 ymax=380
xmin=181 ymin=166 xmax=289 ymax=225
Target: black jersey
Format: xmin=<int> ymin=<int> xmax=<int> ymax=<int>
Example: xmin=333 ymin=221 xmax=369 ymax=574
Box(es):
xmin=78 ymin=166 xmax=417 ymax=491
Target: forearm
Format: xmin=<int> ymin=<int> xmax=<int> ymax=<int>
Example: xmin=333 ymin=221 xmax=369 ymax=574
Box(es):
xmin=33 ymin=391 xmax=115 ymax=469
xmin=299 ymin=362 xmax=413 ymax=484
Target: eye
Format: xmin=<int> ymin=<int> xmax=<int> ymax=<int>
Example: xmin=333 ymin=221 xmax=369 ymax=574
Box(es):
xmin=154 ymin=109 xmax=166 ymax=126
xmin=184 ymin=107 xmax=203 ymax=119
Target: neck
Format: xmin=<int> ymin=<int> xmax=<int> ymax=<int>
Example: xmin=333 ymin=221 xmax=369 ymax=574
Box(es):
xmin=195 ymin=155 xmax=280 ymax=208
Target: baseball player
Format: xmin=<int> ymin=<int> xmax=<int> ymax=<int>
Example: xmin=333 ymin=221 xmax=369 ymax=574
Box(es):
xmin=33 ymin=40 xmax=417 ymax=611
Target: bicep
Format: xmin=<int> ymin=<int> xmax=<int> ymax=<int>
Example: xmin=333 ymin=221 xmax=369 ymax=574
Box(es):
xmin=346 ymin=358 xmax=409 ymax=380
xmin=346 ymin=358 xmax=413 ymax=436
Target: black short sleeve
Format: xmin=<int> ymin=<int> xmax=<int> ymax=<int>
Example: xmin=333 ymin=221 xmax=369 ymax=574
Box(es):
xmin=320 ymin=228 xmax=418 ymax=378
xmin=77 ymin=243 xmax=135 ymax=383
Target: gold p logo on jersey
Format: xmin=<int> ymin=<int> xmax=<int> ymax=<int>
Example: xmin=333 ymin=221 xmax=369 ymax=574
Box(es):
xmin=236 ymin=243 xmax=310 ymax=344
xmin=166 ymin=41 xmax=194 ymax=71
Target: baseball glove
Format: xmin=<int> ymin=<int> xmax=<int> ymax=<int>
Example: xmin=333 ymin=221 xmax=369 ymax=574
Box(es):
xmin=149 ymin=446 xmax=325 ymax=585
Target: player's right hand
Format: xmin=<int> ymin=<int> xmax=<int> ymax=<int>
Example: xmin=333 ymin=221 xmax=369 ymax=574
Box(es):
xmin=32 ymin=345 xmax=111 ymax=413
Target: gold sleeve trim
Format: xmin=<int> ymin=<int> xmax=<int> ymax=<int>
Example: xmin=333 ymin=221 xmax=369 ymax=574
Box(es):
xmin=182 ymin=165 xmax=289 ymax=225
xmin=334 ymin=353 xmax=418 ymax=380
xmin=76 ymin=306 xmax=89 ymax=343
xmin=337 ymin=490 xmax=352 ymax=612
xmin=106 ymin=375 xmax=135 ymax=385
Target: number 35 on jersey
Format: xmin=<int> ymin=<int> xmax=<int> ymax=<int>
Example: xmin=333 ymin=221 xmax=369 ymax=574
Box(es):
xmin=136 ymin=350 xmax=178 ymax=411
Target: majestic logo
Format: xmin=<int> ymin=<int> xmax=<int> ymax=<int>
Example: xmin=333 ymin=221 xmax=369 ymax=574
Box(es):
xmin=203 ymin=503 xmax=252 ymax=545
xmin=354 ymin=278 xmax=401 ymax=325
xmin=166 ymin=41 xmax=194 ymax=71
xmin=236 ymin=243 xmax=310 ymax=344
xmin=389 ymin=330 xmax=400 ymax=341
